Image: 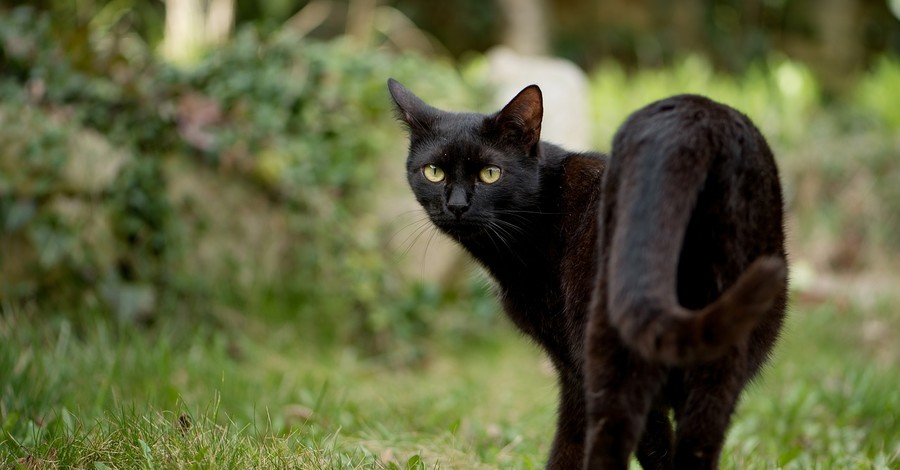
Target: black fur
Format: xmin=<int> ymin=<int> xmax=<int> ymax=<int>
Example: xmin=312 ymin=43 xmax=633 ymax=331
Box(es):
xmin=388 ymin=79 xmax=787 ymax=470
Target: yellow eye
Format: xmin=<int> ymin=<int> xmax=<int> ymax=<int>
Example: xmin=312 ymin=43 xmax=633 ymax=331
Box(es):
xmin=479 ymin=165 xmax=501 ymax=184
xmin=423 ymin=164 xmax=445 ymax=183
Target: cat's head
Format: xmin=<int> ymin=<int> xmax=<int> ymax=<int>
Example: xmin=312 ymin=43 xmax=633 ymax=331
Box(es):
xmin=387 ymin=79 xmax=544 ymax=242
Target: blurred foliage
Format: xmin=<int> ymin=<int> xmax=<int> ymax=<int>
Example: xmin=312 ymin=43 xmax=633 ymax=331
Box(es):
xmin=4 ymin=0 xmax=166 ymax=46
xmin=589 ymin=56 xmax=820 ymax=149
xmin=589 ymin=54 xmax=900 ymax=270
xmin=11 ymin=0 xmax=900 ymax=95
xmin=1 ymin=1 xmax=898 ymax=363
xmin=0 ymin=6 xmax=488 ymax=362
xmin=553 ymin=0 xmax=900 ymax=71
xmin=855 ymin=57 xmax=900 ymax=130
xmin=391 ymin=0 xmax=502 ymax=57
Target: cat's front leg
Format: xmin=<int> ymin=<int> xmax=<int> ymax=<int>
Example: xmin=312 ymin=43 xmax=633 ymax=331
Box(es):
xmin=546 ymin=371 xmax=587 ymax=469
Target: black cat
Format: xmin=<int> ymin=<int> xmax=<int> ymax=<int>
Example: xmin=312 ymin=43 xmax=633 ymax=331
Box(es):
xmin=387 ymin=78 xmax=787 ymax=470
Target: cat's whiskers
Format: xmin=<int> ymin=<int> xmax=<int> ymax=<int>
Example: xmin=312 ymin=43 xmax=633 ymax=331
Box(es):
xmin=389 ymin=213 xmax=432 ymax=246
xmin=393 ymin=217 xmax=435 ymax=260
xmin=403 ymin=224 xmax=433 ymax=259
xmin=420 ymin=224 xmax=441 ymax=274
xmin=482 ymin=222 xmax=504 ymax=254
xmin=496 ymin=209 xmax=566 ymax=216
xmin=492 ymin=209 xmax=559 ymax=230
xmin=492 ymin=217 xmax=527 ymax=236
xmin=493 ymin=212 xmax=531 ymax=227
xmin=387 ymin=208 xmax=431 ymax=231
xmin=484 ymin=219 xmax=529 ymax=267
xmin=386 ymin=216 xmax=439 ymax=275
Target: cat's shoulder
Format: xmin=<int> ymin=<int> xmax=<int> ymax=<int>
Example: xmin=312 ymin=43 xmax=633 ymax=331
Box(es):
xmin=559 ymin=151 xmax=607 ymax=206
xmin=562 ymin=151 xmax=607 ymax=182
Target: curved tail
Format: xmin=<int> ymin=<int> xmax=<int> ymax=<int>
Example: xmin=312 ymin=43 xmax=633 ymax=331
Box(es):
xmin=604 ymin=99 xmax=787 ymax=365
xmin=610 ymin=255 xmax=786 ymax=365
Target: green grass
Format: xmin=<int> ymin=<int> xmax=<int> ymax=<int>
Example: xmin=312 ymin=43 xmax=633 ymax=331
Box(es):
xmin=2 ymin=287 xmax=898 ymax=469
xmin=727 ymin=298 xmax=900 ymax=469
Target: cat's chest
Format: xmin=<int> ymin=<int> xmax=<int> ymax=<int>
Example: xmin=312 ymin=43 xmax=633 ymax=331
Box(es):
xmin=492 ymin=155 xmax=606 ymax=365
xmin=497 ymin=274 xmax=568 ymax=352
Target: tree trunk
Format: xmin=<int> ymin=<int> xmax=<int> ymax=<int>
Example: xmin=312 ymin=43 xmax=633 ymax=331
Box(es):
xmin=496 ymin=0 xmax=549 ymax=55
xmin=162 ymin=0 xmax=235 ymax=64
xmin=814 ymin=0 xmax=864 ymax=95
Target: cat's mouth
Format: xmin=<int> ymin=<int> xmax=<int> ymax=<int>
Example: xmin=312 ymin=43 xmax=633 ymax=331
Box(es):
xmin=431 ymin=215 xmax=500 ymax=243
xmin=433 ymin=218 xmax=483 ymax=240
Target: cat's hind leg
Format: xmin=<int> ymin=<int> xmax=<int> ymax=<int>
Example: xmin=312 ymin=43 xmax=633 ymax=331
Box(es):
xmin=635 ymin=405 xmax=674 ymax=470
xmin=584 ymin=328 xmax=668 ymax=470
xmin=671 ymin=356 xmax=748 ymax=470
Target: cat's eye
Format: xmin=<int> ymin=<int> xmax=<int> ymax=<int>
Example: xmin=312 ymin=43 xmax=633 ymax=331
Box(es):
xmin=422 ymin=164 xmax=445 ymax=183
xmin=479 ymin=165 xmax=502 ymax=184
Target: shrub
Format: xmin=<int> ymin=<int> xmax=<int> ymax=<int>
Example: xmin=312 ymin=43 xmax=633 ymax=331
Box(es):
xmin=588 ymin=55 xmax=900 ymax=271
xmin=855 ymin=58 xmax=900 ymax=131
xmin=589 ymin=55 xmax=820 ymax=150
xmin=0 ymin=6 xmax=488 ymax=360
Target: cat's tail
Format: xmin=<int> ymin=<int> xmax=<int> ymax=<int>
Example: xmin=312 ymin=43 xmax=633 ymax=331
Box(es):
xmin=609 ymin=256 xmax=786 ymax=366
xmin=603 ymin=99 xmax=787 ymax=366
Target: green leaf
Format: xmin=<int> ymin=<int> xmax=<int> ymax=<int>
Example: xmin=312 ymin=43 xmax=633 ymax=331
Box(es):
xmin=138 ymin=438 xmax=153 ymax=469
xmin=3 ymin=199 xmax=36 ymax=232
xmin=406 ymin=454 xmax=424 ymax=470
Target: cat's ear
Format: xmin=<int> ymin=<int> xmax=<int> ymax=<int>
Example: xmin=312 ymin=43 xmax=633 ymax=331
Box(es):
xmin=388 ymin=78 xmax=437 ymax=133
xmin=494 ymin=84 xmax=543 ymax=151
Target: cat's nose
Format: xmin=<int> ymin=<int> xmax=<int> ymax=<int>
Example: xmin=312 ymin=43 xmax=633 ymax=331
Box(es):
xmin=447 ymin=202 xmax=469 ymax=218
xmin=447 ymin=186 xmax=469 ymax=218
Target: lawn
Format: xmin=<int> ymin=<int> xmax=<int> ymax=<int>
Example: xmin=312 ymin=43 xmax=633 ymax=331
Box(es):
xmin=2 ymin=280 xmax=898 ymax=469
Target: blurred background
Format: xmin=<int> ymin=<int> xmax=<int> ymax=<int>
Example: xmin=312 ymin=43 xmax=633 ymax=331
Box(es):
xmin=1 ymin=1 xmax=898 ymax=467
